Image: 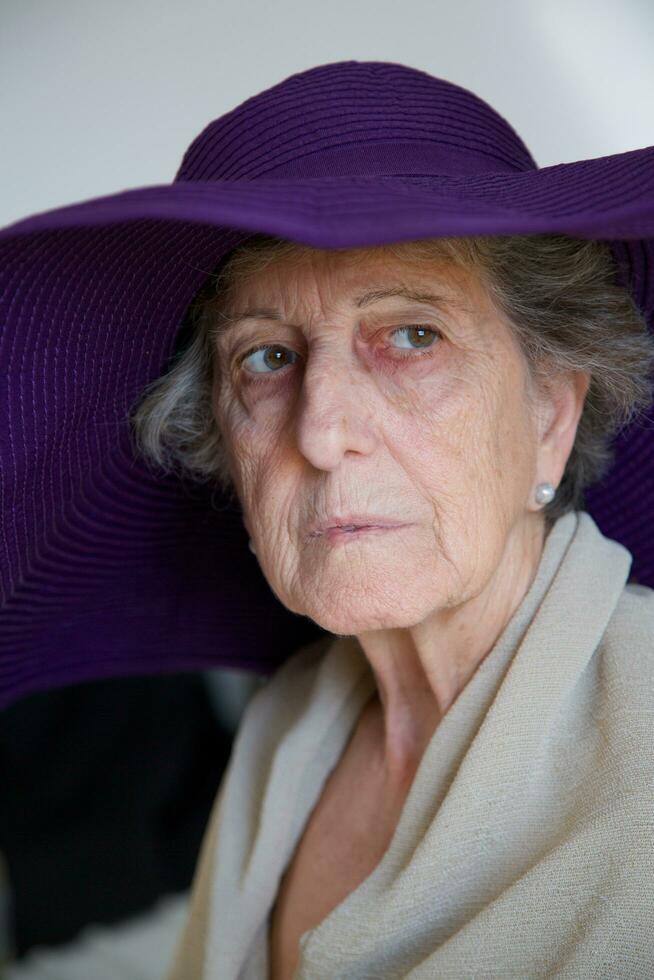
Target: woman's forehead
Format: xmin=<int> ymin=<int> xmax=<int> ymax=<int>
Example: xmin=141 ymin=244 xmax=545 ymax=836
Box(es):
xmin=223 ymin=246 xmax=479 ymax=310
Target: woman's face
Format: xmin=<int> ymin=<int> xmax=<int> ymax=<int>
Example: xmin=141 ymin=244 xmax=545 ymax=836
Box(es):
xmin=211 ymin=247 xmax=554 ymax=634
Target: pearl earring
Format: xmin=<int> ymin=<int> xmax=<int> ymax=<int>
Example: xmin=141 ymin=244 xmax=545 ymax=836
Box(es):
xmin=535 ymin=482 xmax=555 ymax=505
xmin=248 ymin=539 xmax=256 ymax=555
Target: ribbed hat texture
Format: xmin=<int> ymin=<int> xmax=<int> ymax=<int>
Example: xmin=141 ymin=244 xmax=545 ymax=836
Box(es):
xmin=1 ymin=60 xmax=654 ymax=707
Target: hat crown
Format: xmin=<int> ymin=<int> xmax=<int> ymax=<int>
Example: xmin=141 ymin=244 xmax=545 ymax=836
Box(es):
xmin=175 ymin=60 xmax=537 ymax=183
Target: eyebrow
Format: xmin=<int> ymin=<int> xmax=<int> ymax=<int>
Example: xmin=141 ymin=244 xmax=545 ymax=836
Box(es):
xmin=214 ymin=285 xmax=453 ymax=337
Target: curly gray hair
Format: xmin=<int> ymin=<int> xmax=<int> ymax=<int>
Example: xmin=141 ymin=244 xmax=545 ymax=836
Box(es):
xmin=128 ymin=233 xmax=654 ymax=530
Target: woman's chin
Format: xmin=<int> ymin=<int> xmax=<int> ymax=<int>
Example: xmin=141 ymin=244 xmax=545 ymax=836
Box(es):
xmin=300 ymin=594 xmax=429 ymax=636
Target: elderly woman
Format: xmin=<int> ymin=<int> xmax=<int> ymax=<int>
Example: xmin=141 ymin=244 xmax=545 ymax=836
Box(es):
xmin=130 ymin=225 xmax=654 ymax=980
xmin=3 ymin=60 xmax=654 ymax=979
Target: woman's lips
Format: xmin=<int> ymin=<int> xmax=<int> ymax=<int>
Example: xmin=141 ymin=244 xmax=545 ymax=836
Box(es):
xmin=319 ymin=523 xmax=410 ymax=545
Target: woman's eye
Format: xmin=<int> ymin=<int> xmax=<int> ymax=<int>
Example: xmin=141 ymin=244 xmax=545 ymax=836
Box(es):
xmin=389 ymin=325 xmax=440 ymax=350
xmin=241 ymin=345 xmax=298 ymax=374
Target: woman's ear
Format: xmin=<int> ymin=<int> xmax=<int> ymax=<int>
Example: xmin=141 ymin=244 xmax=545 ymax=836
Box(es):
xmin=533 ymin=370 xmax=591 ymax=498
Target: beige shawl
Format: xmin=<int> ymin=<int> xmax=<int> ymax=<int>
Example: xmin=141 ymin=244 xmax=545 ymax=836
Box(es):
xmin=166 ymin=510 xmax=654 ymax=978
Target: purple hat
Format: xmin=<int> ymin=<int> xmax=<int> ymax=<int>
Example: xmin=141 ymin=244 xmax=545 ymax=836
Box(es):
xmin=2 ymin=59 xmax=654 ymax=709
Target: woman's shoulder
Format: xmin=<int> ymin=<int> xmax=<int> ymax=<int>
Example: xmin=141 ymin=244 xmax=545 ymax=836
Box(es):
xmin=595 ymin=581 xmax=654 ymax=769
xmin=606 ymin=580 xmax=654 ymax=669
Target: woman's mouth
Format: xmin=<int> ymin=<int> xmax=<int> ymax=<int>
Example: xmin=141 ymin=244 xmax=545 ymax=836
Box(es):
xmin=320 ymin=524 xmax=409 ymax=545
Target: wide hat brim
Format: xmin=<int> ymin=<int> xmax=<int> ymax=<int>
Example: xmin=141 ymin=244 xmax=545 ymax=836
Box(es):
xmin=2 ymin=61 xmax=654 ymax=709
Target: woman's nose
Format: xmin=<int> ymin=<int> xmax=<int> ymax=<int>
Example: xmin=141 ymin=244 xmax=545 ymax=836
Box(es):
xmin=295 ymin=349 xmax=378 ymax=471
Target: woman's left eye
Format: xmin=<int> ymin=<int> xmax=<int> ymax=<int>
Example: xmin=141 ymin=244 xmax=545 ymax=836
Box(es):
xmin=388 ymin=325 xmax=440 ymax=350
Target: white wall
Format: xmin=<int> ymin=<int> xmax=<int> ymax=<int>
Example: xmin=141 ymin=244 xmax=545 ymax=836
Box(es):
xmin=1 ymin=0 xmax=653 ymax=229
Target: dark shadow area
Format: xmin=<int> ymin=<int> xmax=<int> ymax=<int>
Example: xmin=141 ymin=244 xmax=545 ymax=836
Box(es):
xmin=0 ymin=673 xmax=233 ymax=958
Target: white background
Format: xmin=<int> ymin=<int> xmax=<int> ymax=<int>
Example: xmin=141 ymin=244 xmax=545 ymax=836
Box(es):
xmin=2 ymin=0 xmax=654 ymax=229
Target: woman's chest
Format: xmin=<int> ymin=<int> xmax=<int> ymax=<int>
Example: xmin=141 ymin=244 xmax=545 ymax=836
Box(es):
xmin=267 ymin=724 xmax=417 ymax=980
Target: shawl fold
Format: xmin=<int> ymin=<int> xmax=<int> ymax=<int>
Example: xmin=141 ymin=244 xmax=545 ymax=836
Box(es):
xmin=166 ymin=510 xmax=654 ymax=979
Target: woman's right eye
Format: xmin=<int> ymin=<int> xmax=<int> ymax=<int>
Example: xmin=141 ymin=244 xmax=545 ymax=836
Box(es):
xmin=241 ymin=345 xmax=298 ymax=375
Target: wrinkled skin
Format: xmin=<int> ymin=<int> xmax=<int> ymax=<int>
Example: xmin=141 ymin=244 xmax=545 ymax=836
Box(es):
xmin=212 ymin=246 xmax=590 ymax=774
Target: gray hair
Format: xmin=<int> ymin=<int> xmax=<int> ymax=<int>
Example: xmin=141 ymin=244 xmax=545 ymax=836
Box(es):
xmin=128 ymin=233 xmax=654 ymax=529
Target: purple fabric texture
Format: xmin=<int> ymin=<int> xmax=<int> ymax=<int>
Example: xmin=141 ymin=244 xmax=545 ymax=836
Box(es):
xmin=1 ymin=60 xmax=654 ymax=708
